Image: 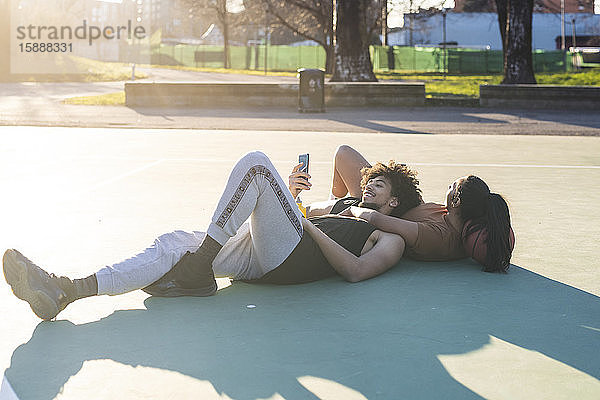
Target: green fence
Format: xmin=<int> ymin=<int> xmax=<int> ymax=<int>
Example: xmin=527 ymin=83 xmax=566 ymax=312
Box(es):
xmin=371 ymin=46 xmax=574 ymax=74
xmin=151 ymin=43 xmax=325 ymax=70
xmin=150 ymin=43 xmax=574 ymax=74
xmin=532 ymin=50 xmax=574 ymax=73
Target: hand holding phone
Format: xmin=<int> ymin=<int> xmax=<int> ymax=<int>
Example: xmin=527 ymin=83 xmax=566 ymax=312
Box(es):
xmin=289 ymin=153 xmax=311 ymax=199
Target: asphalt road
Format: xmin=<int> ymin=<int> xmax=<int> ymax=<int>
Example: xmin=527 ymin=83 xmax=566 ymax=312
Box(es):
xmin=1 ymin=68 xmax=599 ymax=135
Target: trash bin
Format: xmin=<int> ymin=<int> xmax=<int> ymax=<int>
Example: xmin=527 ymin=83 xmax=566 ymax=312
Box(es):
xmin=298 ymin=68 xmax=325 ymax=113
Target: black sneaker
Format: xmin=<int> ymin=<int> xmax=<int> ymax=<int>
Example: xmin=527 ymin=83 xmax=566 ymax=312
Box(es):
xmin=3 ymin=249 xmax=73 ymax=320
xmin=142 ymin=251 xmax=217 ymax=297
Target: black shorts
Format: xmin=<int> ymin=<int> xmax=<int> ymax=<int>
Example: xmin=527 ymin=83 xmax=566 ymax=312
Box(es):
xmin=249 ymin=231 xmax=336 ymax=285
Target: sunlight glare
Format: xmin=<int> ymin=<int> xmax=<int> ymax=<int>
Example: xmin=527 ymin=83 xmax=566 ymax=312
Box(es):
xmin=297 ymin=376 xmax=368 ymax=400
xmin=438 ymin=335 xmax=600 ymax=400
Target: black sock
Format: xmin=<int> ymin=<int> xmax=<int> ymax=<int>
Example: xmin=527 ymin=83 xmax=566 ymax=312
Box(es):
xmin=60 ymin=274 xmax=98 ymax=304
xmin=177 ymin=235 xmax=222 ymax=288
xmin=72 ymin=274 xmax=98 ymax=299
xmin=195 ymin=235 xmax=222 ymax=264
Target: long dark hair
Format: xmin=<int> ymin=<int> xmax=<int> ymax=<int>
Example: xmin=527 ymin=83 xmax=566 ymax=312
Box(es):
xmin=458 ymin=175 xmax=512 ymax=273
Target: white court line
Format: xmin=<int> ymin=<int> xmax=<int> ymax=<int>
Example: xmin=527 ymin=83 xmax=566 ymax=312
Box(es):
xmin=85 ymin=159 xmax=166 ymax=193
xmin=581 ymin=325 xmax=600 ymax=332
xmin=165 ymin=158 xmax=600 ymax=170
xmin=406 ymin=162 xmax=600 ymax=169
xmin=0 ymin=375 xmax=19 ymax=400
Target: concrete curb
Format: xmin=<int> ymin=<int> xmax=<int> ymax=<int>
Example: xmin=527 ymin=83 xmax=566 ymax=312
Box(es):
xmin=480 ymin=84 xmax=600 ymax=110
xmin=124 ymin=82 xmax=426 ymax=108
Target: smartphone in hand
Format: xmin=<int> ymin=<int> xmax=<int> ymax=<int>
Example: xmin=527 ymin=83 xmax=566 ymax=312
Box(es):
xmin=298 ymin=153 xmax=309 ymax=174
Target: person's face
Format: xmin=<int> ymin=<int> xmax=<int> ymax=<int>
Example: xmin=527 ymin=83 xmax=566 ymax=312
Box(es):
xmin=446 ymin=176 xmax=468 ymax=208
xmin=360 ymin=176 xmax=398 ymax=214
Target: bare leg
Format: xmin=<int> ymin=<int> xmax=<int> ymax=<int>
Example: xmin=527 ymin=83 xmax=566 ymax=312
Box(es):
xmin=330 ymin=145 xmax=371 ymax=199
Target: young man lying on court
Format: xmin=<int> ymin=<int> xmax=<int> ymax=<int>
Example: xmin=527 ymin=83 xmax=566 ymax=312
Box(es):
xmin=3 ymin=150 xmax=422 ymax=320
xmin=326 ymin=145 xmax=516 ymax=273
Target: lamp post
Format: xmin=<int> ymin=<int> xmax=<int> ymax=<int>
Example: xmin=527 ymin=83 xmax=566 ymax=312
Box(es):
xmin=571 ymin=17 xmax=576 ymax=48
xmin=409 ymin=0 xmax=414 ymax=47
xmin=263 ymin=3 xmax=269 ymax=75
xmin=382 ymin=0 xmax=388 ymax=46
xmin=442 ymin=8 xmax=447 ymax=78
xmin=560 ymin=0 xmax=565 ymax=51
xmin=561 ymin=0 xmax=566 ymax=71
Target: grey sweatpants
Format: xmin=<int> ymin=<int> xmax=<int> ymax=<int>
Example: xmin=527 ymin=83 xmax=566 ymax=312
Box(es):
xmin=96 ymin=151 xmax=304 ymax=295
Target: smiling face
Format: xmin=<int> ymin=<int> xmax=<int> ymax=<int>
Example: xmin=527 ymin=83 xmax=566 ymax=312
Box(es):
xmin=360 ymin=175 xmax=398 ymax=214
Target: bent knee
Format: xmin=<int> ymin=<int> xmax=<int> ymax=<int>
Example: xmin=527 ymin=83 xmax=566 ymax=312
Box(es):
xmin=155 ymin=231 xmax=200 ymax=252
xmin=334 ymin=145 xmax=356 ymax=162
xmin=245 ymin=150 xmax=268 ymax=160
xmin=240 ymin=151 xmax=272 ymax=167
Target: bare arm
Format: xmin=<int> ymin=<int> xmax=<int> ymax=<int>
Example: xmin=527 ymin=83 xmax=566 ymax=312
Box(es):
xmin=305 ymin=200 xmax=336 ymax=218
xmin=301 ymin=218 xmax=405 ymax=283
xmin=348 ymin=206 xmax=419 ymax=248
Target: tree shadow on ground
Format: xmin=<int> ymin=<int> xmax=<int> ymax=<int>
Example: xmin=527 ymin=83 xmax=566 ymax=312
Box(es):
xmin=4 ymin=260 xmax=599 ymax=399
xmin=127 ymin=106 xmax=600 ymax=133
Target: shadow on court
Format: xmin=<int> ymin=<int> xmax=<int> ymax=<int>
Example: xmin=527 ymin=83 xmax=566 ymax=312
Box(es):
xmin=128 ymin=106 xmax=600 ymax=128
xmin=5 ymin=260 xmax=599 ymax=399
xmin=126 ymin=106 xmax=600 ymax=135
xmin=129 ymin=106 xmax=507 ymax=126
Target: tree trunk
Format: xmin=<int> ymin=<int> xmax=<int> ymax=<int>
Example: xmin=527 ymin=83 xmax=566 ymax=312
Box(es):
xmin=495 ymin=0 xmax=507 ymax=56
xmin=324 ymin=44 xmax=334 ymax=74
xmin=324 ymin=13 xmax=334 ymax=74
xmin=330 ymin=0 xmax=377 ymax=82
xmin=219 ymin=1 xmax=230 ymax=69
xmin=223 ymin=23 xmax=230 ymax=69
xmin=495 ymin=0 xmax=536 ymax=84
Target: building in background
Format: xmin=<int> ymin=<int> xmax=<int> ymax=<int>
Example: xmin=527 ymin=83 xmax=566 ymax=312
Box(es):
xmin=453 ymin=0 xmax=594 ymax=13
xmin=389 ymin=4 xmax=599 ymax=50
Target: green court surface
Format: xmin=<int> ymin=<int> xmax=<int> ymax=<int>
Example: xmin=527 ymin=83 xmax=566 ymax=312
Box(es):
xmin=0 ymin=126 xmax=598 ymax=399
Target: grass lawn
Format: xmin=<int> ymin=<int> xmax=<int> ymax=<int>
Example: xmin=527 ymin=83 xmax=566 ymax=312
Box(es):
xmin=6 ymin=56 xmax=147 ymax=82
xmin=378 ymin=73 xmax=503 ymax=98
xmin=536 ymin=69 xmax=600 ymax=86
xmin=71 ymin=56 xmax=148 ymax=81
xmin=63 ymin=91 xmax=125 ymax=105
xmin=377 ymin=68 xmax=600 ymax=98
